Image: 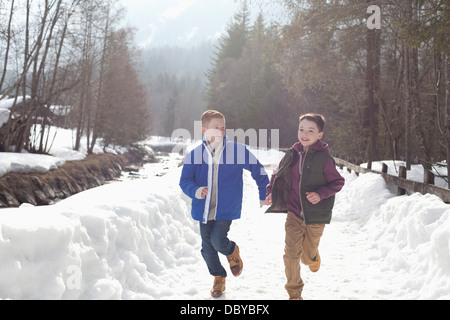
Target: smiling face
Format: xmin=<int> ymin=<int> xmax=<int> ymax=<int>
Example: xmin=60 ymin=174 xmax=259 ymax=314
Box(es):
xmin=298 ymin=119 xmax=324 ymax=150
xmin=202 ymin=117 xmax=226 ymax=146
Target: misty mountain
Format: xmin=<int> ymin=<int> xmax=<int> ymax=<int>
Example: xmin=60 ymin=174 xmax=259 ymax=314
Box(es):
xmin=120 ymin=0 xmax=240 ymax=48
xmin=120 ymin=0 xmax=287 ymax=48
xmin=140 ymin=41 xmax=215 ymax=80
xmin=139 ymin=42 xmax=216 ymax=137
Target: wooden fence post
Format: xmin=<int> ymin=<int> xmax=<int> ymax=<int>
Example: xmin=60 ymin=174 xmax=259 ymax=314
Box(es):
xmin=398 ymin=166 xmax=407 ymax=196
xmin=424 ymin=170 xmax=435 ymax=185
xmin=333 ymin=157 xmax=450 ymax=203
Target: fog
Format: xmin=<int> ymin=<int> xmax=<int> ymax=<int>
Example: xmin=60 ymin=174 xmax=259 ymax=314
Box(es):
xmin=119 ymin=0 xmax=242 ymax=47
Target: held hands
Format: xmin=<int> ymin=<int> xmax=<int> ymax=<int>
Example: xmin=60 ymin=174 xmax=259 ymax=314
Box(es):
xmin=264 ymin=194 xmax=272 ymax=206
xmin=199 ymin=187 xmax=268 ymax=208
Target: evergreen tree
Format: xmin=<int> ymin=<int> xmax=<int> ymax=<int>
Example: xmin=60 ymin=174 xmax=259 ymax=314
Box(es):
xmin=205 ymin=0 xmax=252 ymax=119
xmin=218 ymin=0 xmax=251 ymax=61
xmin=205 ymin=4 xmax=306 ymax=147
xmin=163 ymin=80 xmax=179 ymax=137
xmin=257 ymin=0 xmax=449 ymax=172
xmin=98 ymin=29 xmax=150 ymax=147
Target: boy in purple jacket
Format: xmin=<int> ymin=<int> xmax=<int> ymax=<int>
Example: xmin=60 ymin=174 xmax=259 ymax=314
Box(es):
xmin=265 ymin=113 xmax=345 ymax=300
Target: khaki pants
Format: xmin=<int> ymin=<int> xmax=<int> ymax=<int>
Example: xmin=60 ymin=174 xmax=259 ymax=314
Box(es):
xmin=284 ymin=212 xmax=325 ymax=299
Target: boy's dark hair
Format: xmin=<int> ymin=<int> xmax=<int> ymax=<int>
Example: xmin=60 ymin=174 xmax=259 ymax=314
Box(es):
xmin=201 ymin=110 xmax=225 ymax=127
xmin=299 ymin=113 xmax=326 ymax=133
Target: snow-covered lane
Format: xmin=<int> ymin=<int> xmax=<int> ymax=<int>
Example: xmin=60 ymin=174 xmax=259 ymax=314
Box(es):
xmin=0 ymin=152 xmax=450 ymax=300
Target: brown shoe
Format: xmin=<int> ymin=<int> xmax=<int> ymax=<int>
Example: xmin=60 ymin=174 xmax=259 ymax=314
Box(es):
xmin=309 ymin=254 xmax=321 ymax=273
xmin=211 ymin=276 xmax=226 ymax=298
xmin=227 ymin=245 xmax=243 ymax=277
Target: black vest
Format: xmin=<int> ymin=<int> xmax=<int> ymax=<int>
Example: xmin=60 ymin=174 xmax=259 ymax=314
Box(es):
xmin=266 ymin=148 xmax=336 ymax=225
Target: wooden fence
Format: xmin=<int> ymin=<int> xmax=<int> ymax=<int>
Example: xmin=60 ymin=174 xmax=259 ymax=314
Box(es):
xmin=334 ymin=158 xmax=450 ymax=203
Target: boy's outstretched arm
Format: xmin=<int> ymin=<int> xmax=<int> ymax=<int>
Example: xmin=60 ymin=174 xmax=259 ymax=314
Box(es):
xmin=245 ymin=148 xmax=270 ymax=206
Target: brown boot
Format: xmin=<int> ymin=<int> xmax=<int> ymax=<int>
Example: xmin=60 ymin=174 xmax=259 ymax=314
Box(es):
xmin=309 ymin=254 xmax=321 ymax=273
xmin=211 ymin=276 xmax=226 ymax=298
xmin=227 ymin=245 xmax=243 ymax=277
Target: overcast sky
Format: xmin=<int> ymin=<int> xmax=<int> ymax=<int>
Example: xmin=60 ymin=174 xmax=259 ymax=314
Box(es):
xmin=119 ymin=0 xmax=242 ymax=48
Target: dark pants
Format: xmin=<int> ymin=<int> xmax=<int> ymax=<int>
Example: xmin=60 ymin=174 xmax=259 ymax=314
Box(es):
xmin=200 ymin=220 xmax=236 ymax=278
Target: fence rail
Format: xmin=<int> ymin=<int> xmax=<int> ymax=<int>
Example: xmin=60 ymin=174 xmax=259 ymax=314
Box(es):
xmin=334 ymin=158 xmax=450 ymax=203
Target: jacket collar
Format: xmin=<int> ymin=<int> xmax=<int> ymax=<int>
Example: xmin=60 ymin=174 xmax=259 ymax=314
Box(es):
xmin=292 ymin=140 xmax=330 ymax=154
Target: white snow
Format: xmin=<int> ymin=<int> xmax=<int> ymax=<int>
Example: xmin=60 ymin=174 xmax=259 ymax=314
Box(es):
xmin=0 ymin=152 xmax=65 ymax=177
xmin=0 ymin=136 xmax=450 ymax=300
xmin=0 ymin=96 xmax=31 ymax=110
xmin=0 ymin=126 xmax=124 ymax=178
xmin=0 ymin=109 xmax=9 ymax=128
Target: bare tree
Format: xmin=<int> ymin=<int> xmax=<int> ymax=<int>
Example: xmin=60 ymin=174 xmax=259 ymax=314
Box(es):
xmin=88 ymin=3 xmax=111 ymax=154
xmin=2 ymin=0 xmax=149 ymax=155
xmin=37 ymin=0 xmax=81 ymax=153
xmin=0 ymin=0 xmax=15 ymax=95
xmin=365 ymin=0 xmax=381 ymax=168
xmin=71 ymin=0 xmax=121 ymax=152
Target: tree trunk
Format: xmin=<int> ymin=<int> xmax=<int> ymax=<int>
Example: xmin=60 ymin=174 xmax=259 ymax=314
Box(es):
xmin=0 ymin=0 xmax=15 ymax=94
xmin=446 ymin=55 xmax=450 ymax=186
xmin=89 ymin=8 xmax=111 ymax=154
xmin=403 ymin=0 xmax=413 ymax=170
xmin=365 ymin=1 xmax=381 ymax=167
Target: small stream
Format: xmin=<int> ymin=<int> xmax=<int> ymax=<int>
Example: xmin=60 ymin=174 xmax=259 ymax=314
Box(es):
xmin=119 ymin=142 xmax=187 ymax=181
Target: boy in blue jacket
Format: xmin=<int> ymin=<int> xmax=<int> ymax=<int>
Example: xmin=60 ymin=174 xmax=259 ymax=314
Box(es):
xmin=180 ymin=110 xmax=269 ymax=298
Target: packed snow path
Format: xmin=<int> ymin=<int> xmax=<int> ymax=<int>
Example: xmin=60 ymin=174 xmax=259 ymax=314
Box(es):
xmin=194 ymin=169 xmax=450 ymax=300
xmin=0 ymin=150 xmax=449 ymax=299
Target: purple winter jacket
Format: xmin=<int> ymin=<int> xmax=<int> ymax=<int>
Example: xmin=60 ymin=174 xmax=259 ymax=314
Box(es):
xmin=267 ymin=140 xmax=345 ymax=218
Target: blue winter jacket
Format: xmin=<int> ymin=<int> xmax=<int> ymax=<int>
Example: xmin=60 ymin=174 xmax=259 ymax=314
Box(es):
xmin=179 ymin=138 xmax=269 ymax=224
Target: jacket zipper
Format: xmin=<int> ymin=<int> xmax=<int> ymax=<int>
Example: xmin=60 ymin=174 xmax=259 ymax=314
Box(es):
xmin=210 ymin=142 xmax=226 ymax=222
xmin=299 ymin=149 xmax=308 ymax=223
xmin=203 ymin=144 xmax=213 ymax=224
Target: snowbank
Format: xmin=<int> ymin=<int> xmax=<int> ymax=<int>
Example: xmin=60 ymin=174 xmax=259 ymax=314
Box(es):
xmin=0 ymin=170 xmax=199 ymax=299
xmin=332 ymin=171 xmax=450 ymax=299
xmin=0 ymin=152 xmax=65 ymax=177
xmin=368 ymin=193 xmax=450 ymax=299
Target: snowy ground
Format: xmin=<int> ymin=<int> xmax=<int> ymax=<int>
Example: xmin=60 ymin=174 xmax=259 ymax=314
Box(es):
xmin=0 ymin=125 xmax=129 ymax=178
xmin=0 ymin=136 xmax=450 ymax=300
